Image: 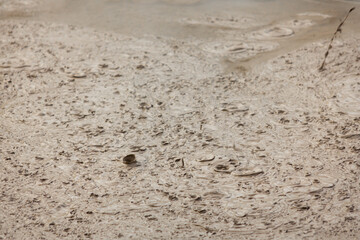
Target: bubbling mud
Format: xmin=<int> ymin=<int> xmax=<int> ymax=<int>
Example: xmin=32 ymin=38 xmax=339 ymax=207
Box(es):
xmin=1 ymin=0 xmax=360 ymax=239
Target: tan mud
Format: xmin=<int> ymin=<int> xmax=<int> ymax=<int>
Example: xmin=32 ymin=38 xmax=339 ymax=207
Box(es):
xmin=0 ymin=0 xmax=360 ymax=239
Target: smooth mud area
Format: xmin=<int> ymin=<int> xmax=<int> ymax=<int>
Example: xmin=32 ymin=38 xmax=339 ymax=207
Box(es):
xmin=0 ymin=0 xmax=360 ymax=239
xmin=14 ymin=0 xmax=360 ymax=69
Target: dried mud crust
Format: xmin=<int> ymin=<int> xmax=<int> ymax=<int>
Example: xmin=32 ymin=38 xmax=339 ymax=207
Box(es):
xmin=0 ymin=20 xmax=360 ymax=239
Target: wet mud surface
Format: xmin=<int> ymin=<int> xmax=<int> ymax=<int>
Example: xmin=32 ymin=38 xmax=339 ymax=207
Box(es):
xmin=0 ymin=0 xmax=360 ymax=239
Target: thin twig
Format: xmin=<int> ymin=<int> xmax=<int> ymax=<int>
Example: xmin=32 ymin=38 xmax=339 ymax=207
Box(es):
xmin=319 ymin=7 xmax=355 ymax=71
